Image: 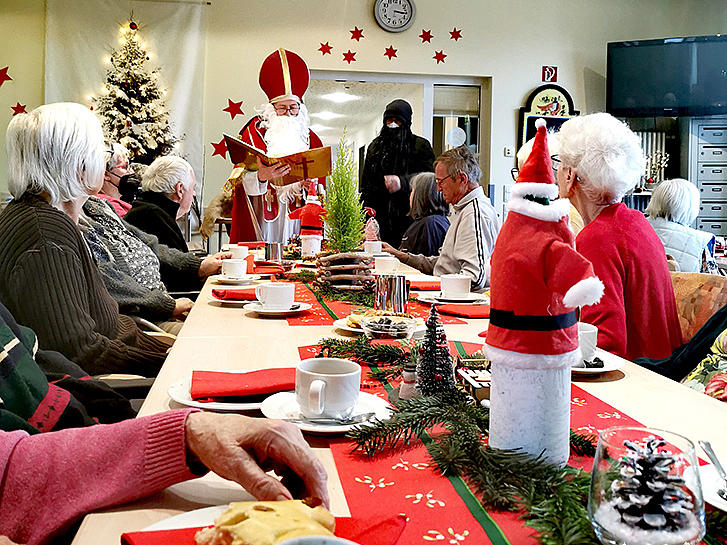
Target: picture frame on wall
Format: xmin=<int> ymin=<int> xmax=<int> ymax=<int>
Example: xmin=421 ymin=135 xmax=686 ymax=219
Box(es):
xmin=518 ymin=84 xmax=579 ymax=149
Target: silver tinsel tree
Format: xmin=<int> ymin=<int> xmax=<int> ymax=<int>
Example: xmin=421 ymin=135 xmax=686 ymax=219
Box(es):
xmin=92 ymin=18 xmax=178 ymax=164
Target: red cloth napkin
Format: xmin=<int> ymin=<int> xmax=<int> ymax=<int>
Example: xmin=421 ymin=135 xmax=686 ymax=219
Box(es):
xmin=121 ymin=527 xmax=200 ymax=545
xmin=211 ymin=288 xmax=256 ymax=300
xmin=437 ymin=304 xmax=490 ymax=318
xmin=252 ymin=259 xmax=285 ymax=275
xmin=409 ymin=280 xmax=441 ymax=291
xmin=190 ymin=368 xmax=295 ymax=400
xmin=237 ymin=241 xmax=265 ymax=248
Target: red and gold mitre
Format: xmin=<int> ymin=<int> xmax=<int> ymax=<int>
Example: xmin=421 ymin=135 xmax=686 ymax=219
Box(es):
xmin=258 ymin=48 xmax=310 ymax=104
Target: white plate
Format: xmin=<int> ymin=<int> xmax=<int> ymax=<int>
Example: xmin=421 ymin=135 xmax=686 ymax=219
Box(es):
xmin=261 ymin=391 xmax=392 ymax=434
xmin=143 ymin=505 xmax=226 ymax=531
xmin=417 ymin=293 xmax=490 ymax=305
xmin=333 ymin=317 xmax=426 ymax=338
xmin=243 ymin=302 xmax=312 ymax=316
xmin=167 ymin=372 xmax=268 ymax=411
xmin=571 ymin=350 xmax=626 ymax=375
xmin=208 ymin=296 xmax=251 ymax=307
xmin=212 ymin=274 xmax=260 ymax=285
xmin=700 ymin=464 xmax=727 ymax=511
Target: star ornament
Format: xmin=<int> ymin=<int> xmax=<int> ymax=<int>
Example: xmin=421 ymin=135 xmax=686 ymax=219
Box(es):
xmin=350 ymin=26 xmax=364 ymax=41
xmin=419 ymin=29 xmax=433 ymax=43
xmin=450 ymin=28 xmax=463 ymax=41
xmin=343 ymin=50 xmax=356 ymax=64
xmin=11 ymin=102 xmax=26 ymax=116
xmin=318 ymin=42 xmax=333 ymax=55
xmin=0 ymin=67 xmax=12 ymax=88
xmin=384 ymin=46 xmax=398 ymax=60
xmin=223 ymin=99 xmax=244 ymax=120
xmin=433 ymin=50 xmax=447 ymax=64
xmin=211 ymin=138 xmax=228 ymax=159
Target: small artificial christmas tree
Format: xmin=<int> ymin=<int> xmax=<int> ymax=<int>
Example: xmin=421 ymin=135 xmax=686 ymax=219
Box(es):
xmin=416 ymin=306 xmax=457 ymax=396
xmin=93 ymin=17 xmax=178 ymax=164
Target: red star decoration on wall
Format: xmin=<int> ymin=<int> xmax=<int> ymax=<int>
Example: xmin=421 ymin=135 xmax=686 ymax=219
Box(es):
xmin=350 ymin=27 xmax=364 ymax=41
xmin=211 ymin=138 xmax=228 ymax=159
xmin=433 ymin=50 xmax=447 ymax=64
xmin=419 ymin=29 xmax=433 ymax=43
xmin=318 ymin=42 xmax=333 ymax=55
xmin=343 ymin=50 xmax=356 ymax=64
xmin=222 ymin=99 xmax=244 ymax=120
xmin=11 ymin=102 xmax=26 ymax=116
xmin=0 ymin=67 xmax=12 ymax=88
xmin=450 ymin=28 xmax=463 ymax=41
xmin=384 ymin=46 xmax=398 ymax=60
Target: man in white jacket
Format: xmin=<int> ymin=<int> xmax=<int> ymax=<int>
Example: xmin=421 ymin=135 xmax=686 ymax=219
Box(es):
xmin=383 ymin=146 xmax=501 ymax=290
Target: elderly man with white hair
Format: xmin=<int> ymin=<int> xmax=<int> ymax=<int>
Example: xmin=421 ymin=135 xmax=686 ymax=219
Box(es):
xmin=125 ymin=155 xmax=196 ymax=253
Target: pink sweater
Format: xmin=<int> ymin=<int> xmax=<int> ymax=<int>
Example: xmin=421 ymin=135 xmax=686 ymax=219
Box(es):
xmin=0 ymin=409 xmax=198 ymax=545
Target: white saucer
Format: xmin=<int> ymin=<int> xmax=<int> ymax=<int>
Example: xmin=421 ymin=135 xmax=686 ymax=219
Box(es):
xmin=571 ymin=350 xmax=626 ymax=375
xmin=700 ymin=463 xmax=727 ymax=511
xmin=261 ymin=391 xmax=392 ymax=433
xmin=207 ymin=296 xmax=251 ymax=307
xmin=144 ymin=505 xmax=227 ymax=531
xmin=333 ymin=317 xmax=426 ymax=338
xmin=417 ymin=292 xmax=489 ymax=305
xmin=212 ymin=274 xmax=260 ymax=285
xmin=167 ymin=372 xmax=265 ymax=411
xmin=242 ymin=301 xmax=312 ymax=316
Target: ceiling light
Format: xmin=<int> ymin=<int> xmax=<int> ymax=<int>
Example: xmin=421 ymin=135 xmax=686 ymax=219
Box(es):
xmin=309 ymin=124 xmax=331 ymax=132
xmin=311 ymin=111 xmax=344 ymax=120
xmin=321 ymin=91 xmax=360 ymax=103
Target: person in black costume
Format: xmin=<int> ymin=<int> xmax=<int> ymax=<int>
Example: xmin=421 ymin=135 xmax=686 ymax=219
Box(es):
xmin=360 ymin=99 xmax=435 ymax=246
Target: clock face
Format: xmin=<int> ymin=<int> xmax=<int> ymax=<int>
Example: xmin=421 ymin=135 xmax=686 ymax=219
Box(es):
xmin=374 ymin=0 xmax=416 ymax=33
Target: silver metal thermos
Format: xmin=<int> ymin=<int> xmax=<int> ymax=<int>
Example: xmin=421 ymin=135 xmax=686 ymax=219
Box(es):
xmin=374 ymin=274 xmax=409 ymax=314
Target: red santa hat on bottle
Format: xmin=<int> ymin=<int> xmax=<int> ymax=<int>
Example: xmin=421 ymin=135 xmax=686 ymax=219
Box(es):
xmin=259 ymin=48 xmax=310 ymax=104
xmin=507 ymin=118 xmax=571 ymax=222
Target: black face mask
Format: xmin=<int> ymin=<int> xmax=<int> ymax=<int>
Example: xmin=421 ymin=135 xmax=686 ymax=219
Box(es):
xmin=108 ymin=172 xmax=141 ymax=203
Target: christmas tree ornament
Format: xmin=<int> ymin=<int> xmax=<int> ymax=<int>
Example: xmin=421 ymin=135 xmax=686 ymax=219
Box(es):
xmin=485 ymin=118 xmax=604 ymax=466
xmin=398 ymin=359 xmax=419 ymax=400
xmin=416 ymin=306 xmax=456 ymax=396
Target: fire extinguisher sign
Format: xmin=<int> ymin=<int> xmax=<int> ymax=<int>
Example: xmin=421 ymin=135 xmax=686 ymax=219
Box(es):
xmin=541 ymin=66 xmax=557 ymax=82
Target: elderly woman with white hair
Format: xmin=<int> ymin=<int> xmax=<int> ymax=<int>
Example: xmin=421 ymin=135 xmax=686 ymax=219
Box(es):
xmin=0 ymin=102 xmax=169 ymax=376
xmin=125 ymin=156 xmax=196 ymax=252
xmin=646 ymin=178 xmax=717 ymax=273
xmin=556 ymin=112 xmax=682 ymax=361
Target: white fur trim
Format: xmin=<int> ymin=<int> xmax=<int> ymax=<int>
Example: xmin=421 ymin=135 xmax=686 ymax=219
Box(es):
xmin=535 ymin=118 xmax=547 ymax=129
xmin=562 ymin=276 xmax=604 ymax=308
xmin=484 ymin=344 xmax=579 ymax=370
xmin=506 ymin=195 xmax=570 ymax=222
xmin=511 ymin=182 xmax=559 ymax=199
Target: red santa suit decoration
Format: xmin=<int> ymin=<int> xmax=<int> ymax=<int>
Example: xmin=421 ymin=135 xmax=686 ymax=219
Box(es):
xmin=484 ymin=118 xmax=604 ymax=466
xmin=229 ymin=48 xmax=325 ymax=243
xmin=287 ymin=195 xmax=326 ymax=236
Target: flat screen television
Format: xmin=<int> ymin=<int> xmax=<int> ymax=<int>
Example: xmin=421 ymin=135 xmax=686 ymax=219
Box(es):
xmin=607 ymin=35 xmax=727 ymax=117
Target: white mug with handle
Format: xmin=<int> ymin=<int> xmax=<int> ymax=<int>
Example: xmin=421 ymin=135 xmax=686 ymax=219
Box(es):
xmin=296 ymin=358 xmax=361 ymax=419
xmin=255 ymin=282 xmax=294 ymax=310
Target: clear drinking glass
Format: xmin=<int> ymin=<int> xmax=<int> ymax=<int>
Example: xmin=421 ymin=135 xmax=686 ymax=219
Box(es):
xmin=588 ymin=426 xmax=705 ymax=545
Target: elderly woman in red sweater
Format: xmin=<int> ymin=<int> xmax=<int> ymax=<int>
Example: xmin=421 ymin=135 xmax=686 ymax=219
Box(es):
xmin=555 ymin=113 xmax=682 ymax=360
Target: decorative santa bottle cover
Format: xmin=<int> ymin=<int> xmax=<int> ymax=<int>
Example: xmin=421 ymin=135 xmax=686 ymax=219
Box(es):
xmin=484 ymin=118 xmax=604 ymax=466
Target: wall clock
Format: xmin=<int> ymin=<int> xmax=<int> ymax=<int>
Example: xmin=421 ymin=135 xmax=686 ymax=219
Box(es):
xmin=373 ymin=0 xmax=416 ymax=33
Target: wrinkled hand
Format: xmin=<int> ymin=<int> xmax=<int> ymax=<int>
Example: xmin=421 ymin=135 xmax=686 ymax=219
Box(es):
xmin=0 ymin=536 xmax=24 ymax=545
xmin=172 ymin=297 xmax=194 ymax=318
xmin=384 ymin=175 xmax=401 ymax=194
xmin=199 ymin=251 xmax=233 ymax=277
xmin=381 ymin=241 xmax=407 ymax=262
xmin=257 ymin=158 xmax=291 ymax=182
xmin=185 ymin=412 xmax=329 ymax=506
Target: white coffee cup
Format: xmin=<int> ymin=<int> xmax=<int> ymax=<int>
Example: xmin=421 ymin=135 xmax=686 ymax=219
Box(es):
xmin=440 ymin=273 xmax=471 ymax=299
xmin=364 ymin=240 xmax=383 ymax=254
xmin=295 ymin=358 xmax=361 ymax=419
xmin=228 ymin=245 xmax=249 ymax=259
xmin=279 ymin=536 xmax=359 ymax=545
xmin=221 ymin=259 xmax=247 ymax=279
xmin=375 ymin=255 xmax=399 ymax=273
xmin=578 ymin=322 xmax=598 ymax=362
xmin=255 ymin=282 xmax=295 ymax=310
xmin=300 ymin=235 xmax=322 ymax=257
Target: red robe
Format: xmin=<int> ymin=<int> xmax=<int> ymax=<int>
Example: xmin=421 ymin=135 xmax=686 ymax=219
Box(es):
xmin=229 ymin=116 xmax=323 ymax=243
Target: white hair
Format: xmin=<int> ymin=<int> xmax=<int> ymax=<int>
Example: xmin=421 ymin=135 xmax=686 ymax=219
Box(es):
xmin=7 ymin=102 xmax=105 ymax=206
xmin=646 ymin=178 xmax=700 ymax=226
xmin=258 ymin=102 xmax=310 ymax=157
xmin=141 ymin=155 xmax=194 ymax=194
xmin=105 ymin=142 xmax=130 ymax=171
xmin=557 ymin=113 xmax=645 ymax=205
xmin=516 ymin=131 xmax=560 ymax=169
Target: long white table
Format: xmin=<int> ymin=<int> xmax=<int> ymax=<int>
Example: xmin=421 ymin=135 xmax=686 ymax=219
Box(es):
xmin=71 ymin=270 xmax=727 ymax=544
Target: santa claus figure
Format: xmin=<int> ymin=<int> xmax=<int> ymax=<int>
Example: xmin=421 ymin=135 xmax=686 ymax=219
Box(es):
xmin=289 ymin=194 xmax=326 ymax=256
xmin=228 ymin=48 xmax=324 ymax=244
xmin=484 ymin=118 xmax=604 ymax=466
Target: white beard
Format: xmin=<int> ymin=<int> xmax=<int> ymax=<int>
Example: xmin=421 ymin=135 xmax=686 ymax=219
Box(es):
xmin=259 ymin=102 xmax=310 ymax=157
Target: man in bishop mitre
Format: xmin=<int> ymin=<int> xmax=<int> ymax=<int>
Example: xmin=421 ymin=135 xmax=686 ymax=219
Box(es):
xmin=227 ymin=48 xmax=324 ymax=244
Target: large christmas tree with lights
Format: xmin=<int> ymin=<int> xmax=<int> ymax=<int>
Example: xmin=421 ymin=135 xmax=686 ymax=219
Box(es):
xmin=93 ymin=18 xmax=178 ymax=164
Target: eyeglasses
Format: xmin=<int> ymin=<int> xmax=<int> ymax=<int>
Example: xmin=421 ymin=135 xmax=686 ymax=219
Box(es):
xmin=273 ymin=104 xmax=300 ymax=115
xmin=510 ymin=154 xmax=561 ymax=181
xmin=435 ymin=174 xmax=453 ymax=185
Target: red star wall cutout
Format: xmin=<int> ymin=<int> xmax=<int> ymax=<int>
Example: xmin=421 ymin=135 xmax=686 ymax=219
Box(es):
xmin=450 ymin=28 xmax=463 ymax=41
xmin=318 ymin=42 xmax=333 ymax=55
xmin=349 ymin=27 xmax=364 ymax=41
xmin=343 ymin=50 xmax=356 ymax=64
xmin=0 ymin=67 xmax=12 ymax=88
xmin=419 ymin=29 xmax=433 ymax=43
xmin=211 ymin=138 xmax=228 ymax=159
xmin=11 ymin=102 xmax=26 ymax=116
xmin=384 ymin=46 xmax=398 ymax=60
xmin=433 ymin=50 xmax=447 ymax=64
xmin=223 ymin=99 xmax=244 ymax=120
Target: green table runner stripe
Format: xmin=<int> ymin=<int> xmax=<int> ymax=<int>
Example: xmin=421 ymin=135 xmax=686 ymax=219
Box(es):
xmin=453 ymin=340 xmax=470 ymax=358
xmin=304 ymin=282 xmax=339 ymax=320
